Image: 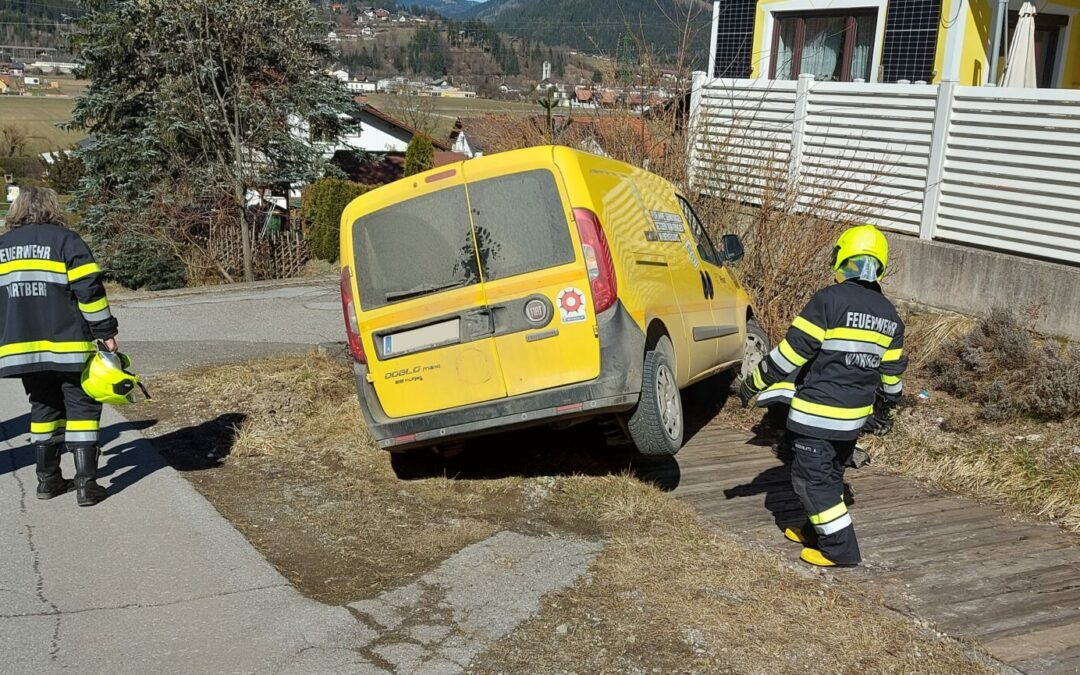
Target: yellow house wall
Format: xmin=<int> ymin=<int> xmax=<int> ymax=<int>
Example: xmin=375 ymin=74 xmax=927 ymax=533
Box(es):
xmin=962 ymin=0 xmax=993 ymax=84
xmin=749 ymin=2 xmax=772 ymax=79
xmin=1066 ymin=13 xmax=1080 ymax=86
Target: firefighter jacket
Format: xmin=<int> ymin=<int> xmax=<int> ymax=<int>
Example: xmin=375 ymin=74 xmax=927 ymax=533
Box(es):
xmin=744 ymin=279 xmax=907 ymax=441
xmin=0 ymin=223 xmax=118 ymax=378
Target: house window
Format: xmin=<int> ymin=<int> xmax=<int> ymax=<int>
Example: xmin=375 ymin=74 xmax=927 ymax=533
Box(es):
xmin=770 ymin=11 xmax=877 ymax=82
xmin=999 ymin=12 xmax=1069 ymax=88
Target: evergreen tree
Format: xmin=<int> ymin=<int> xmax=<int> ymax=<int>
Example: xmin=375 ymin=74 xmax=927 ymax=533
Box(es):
xmin=404 ymin=135 xmax=434 ymax=176
xmin=68 ymin=0 xmax=354 ymax=282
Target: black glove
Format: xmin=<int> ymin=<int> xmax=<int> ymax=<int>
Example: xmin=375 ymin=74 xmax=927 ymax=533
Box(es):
xmin=862 ymin=400 xmax=894 ymax=437
xmin=846 ymin=446 xmax=872 ymax=469
xmin=738 ymin=379 xmax=756 ymax=408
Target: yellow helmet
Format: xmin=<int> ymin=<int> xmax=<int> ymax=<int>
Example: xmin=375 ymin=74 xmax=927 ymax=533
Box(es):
xmin=81 ymin=349 xmax=150 ymax=405
xmin=833 ymin=224 xmax=889 ymax=280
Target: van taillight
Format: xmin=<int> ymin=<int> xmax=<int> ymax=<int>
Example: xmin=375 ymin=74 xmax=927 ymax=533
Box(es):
xmin=573 ymin=208 xmax=617 ymax=314
xmin=340 ymin=266 xmax=367 ymax=364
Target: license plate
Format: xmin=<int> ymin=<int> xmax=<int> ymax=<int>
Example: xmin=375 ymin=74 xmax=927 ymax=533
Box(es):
xmin=383 ymin=319 xmax=461 ymax=357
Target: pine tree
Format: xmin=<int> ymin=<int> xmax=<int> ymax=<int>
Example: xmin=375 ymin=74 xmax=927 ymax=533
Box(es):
xmin=68 ymin=0 xmax=354 ymax=282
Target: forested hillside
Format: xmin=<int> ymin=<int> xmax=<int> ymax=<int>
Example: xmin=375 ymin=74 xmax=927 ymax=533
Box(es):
xmin=462 ymin=0 xmax=711 ymax=65
xmin=0 ymin=0 xmax=81 ymax=51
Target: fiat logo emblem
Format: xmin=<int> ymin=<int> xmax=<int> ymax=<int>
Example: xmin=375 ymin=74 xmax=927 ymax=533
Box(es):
xmin=525 ymin=298 xmax=549 ymax=324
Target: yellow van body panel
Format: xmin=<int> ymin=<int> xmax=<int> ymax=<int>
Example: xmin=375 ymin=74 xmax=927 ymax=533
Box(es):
xmin=340 ymin=146 xmax=754 ymax=445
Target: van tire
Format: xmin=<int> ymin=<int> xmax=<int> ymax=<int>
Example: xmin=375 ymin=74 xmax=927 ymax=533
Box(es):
xmin=627 ymin=336 xmax=683 ymax=456
xmin=740 ymin=318 xmax=770 ymax=383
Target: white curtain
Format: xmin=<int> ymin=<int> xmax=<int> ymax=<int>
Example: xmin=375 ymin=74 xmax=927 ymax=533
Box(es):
xmin=801 ymin=17 xmax=844 ymax=81
xmin=851 ymin=14 xmax=876 ymax=81
xmin=776 ymin=20 xmax=798 ymax=79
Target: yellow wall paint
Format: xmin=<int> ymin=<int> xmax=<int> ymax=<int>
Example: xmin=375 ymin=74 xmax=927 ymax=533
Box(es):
xmin=1066 ymin=18 xmax=1080 ymax=87
xmin=962 ymin=0 xmax=993 ymax=84
xmin=932 ymin=0 xmax=956 ymax=83
xmin=750 ymin=2 xmax=771 ymax=79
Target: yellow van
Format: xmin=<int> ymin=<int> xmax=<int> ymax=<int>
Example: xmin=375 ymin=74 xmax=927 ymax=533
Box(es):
xmin=339 ymin=146 xmax=764 ymax=463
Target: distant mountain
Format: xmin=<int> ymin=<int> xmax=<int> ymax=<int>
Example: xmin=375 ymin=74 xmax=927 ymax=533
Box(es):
xmin=403 ymin=0 xmax=481 ymax=18
xmin=461 ymin=0 xmax=712 ymax=64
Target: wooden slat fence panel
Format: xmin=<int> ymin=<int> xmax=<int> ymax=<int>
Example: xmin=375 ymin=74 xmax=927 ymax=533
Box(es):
xmin=689 ymin=75 xmax=1080 ymax=265
xmin=938 ymin=87 xmax=1080 ymax=264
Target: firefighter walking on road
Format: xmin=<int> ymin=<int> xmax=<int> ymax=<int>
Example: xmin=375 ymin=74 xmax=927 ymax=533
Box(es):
xmin=1 ymin=187 xmax=118 ymax=507
xmin=739 ymin=225 xmax=907 ymax=567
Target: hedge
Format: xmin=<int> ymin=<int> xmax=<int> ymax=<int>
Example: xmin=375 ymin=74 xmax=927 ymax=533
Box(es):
xmin=300 ymin=178 xmax=375 ymax=262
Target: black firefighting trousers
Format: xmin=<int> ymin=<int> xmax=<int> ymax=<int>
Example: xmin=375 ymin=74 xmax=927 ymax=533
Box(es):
xmin=791 ymin=435 xmax=861 ymax=565
xmin=21 ymin=372 xmax=102 ymax=449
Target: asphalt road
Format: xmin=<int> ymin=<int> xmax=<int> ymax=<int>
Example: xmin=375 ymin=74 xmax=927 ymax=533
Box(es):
xmin=111 ymin=279 xmax=344 ymax=374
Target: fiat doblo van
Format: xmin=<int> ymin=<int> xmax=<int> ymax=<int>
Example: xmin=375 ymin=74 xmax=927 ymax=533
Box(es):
xmin=339 ymin=146 xmax=761 ymax=459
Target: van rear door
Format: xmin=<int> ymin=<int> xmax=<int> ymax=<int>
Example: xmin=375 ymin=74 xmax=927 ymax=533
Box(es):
xmin=351 ymin=174 xmax=508 ymax=418
xmin=461 ymin=153 xmax=601 ymax=397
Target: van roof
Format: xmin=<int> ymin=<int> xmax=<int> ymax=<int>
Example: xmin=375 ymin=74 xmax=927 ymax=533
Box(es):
xmin=343 ymin=145 xmax=678 ymax=225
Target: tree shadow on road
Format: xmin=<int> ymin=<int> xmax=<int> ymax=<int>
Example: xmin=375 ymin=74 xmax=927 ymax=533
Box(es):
xmin=0 ymin=413 xmax=35 ymax=476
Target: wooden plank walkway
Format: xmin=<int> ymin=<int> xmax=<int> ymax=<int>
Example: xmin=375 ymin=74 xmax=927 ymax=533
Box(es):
xmin=664 ymin=425 xmax=1080 ymax=674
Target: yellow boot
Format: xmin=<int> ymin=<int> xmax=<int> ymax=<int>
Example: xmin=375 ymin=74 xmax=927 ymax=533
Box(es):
xmin=800 ymin=548 xmax=858 ymax=568
xmin=784 ymin=527 xmax=810 ymax=545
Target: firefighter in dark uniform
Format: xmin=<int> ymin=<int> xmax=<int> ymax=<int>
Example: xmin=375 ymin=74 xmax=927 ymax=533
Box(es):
xmin=739 ymin=225 xmax=907 ymax=567
xmin=1 ymin=187 xmax=117 ymax=506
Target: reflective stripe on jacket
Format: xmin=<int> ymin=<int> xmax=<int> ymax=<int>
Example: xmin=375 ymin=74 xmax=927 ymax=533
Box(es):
xmin=746 ymin=279 xmax=907 ymax=440
xmin=0 ymin=223 xmax=118 ymax=378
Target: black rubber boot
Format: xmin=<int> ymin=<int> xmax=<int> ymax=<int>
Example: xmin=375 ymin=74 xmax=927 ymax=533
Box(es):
xmin=35 ymin=443 xmax=73 ymax=500
xmin=73 ymin=446 xmax=108 ymax=507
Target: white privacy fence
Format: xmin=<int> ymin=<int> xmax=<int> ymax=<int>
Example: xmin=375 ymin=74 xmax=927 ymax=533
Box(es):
xmin=688 ymin=73 xmax=1080 ymax=265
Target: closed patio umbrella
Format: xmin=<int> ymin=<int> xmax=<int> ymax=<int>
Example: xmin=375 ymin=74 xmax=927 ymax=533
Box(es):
xmin=1001 ymin=2 xmax=1038 ymax=87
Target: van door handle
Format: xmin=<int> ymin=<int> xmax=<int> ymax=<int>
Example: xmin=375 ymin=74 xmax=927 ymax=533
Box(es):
xmin=462 ymin=308 xmax=494 ymax=341
xmin=701 ymin=271 xmax=714 ymax=300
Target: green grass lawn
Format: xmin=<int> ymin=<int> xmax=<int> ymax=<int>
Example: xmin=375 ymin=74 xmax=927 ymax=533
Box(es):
xmin=363 ymin=93 xmax=542 ymax=141
xmin=0 ymin=97 xmax=83 ymax=154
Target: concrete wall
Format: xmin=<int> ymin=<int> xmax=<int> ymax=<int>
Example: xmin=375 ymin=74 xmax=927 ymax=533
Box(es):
xmin=883 ymin=234 xmax=1080 ymax=340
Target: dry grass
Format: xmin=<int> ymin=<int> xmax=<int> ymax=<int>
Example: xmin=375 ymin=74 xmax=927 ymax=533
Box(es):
xmin=867 ymin=310 xmax=1080 ymax=531
xmin=130 ymin=353 xmax=520 ymax=600
xmin=0 ymin=97 xmax=83 ymax=154
xmin=866 ymin=404 xmax=1080 ymax=532
xmin=128 ymin=353 xmax=993 ymax=672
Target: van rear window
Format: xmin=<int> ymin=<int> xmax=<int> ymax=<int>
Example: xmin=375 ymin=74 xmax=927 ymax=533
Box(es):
xmin=353 ymin=169 xmax=574 ymax=310
xmin=354 ymin=186 xmax=477 ymax=310
xmin=468 ymin=170 xmax=575 ymax=281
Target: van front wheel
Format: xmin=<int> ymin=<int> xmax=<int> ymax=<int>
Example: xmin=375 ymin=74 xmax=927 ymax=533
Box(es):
xmin=627 ymin=336 xmax=684 ymax=456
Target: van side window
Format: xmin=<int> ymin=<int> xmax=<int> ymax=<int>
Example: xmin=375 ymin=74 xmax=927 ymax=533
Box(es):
xmin=677 ymin=196 xmax=722 ymax=266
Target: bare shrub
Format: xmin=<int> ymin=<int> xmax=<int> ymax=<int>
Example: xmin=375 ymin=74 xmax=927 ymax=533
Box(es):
xmin=380 ymin=96 xmax=441 ymax=137
xmin=928 ymin=307 xmax=1080 ymax=422
xmin=0 ymin=125 xmax=30 ymax=158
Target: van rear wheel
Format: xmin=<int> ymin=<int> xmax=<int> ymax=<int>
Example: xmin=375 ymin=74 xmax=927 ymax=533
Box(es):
xmin=627 ymin=336 xmax=683 ymax=456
